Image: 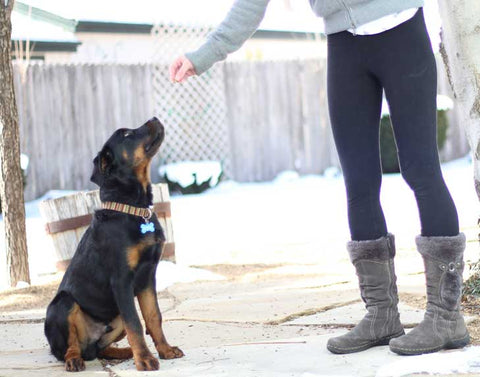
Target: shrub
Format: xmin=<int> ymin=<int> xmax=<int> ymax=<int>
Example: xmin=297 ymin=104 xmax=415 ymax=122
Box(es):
xmin=159 ymin=161 xmax=223 ymax=195
xmin=380 ymin=106 xmax=450 ymax=174
xmin=463 ymin=260 xmax=480 ymax=297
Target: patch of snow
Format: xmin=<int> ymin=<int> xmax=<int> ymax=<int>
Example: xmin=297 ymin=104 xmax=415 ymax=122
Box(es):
xmin=20 ymin=154 xmax=29 ymax=171
xmin=323 ymin=166 xmax=341 ymax=179
xmin=15 ymin=281 xmax=30 ymax=289
xmin=273 ymin=171 xmax=300 ymax=184
xmin=376 ymin=346 xmax=480 ymax=377
xmin=437 ymin=94 xmax=455 ymax=111
xmin=159 ymin=161 xmax=222 ymax=188
xmin=0 ymin=155 xmax=477 ymax=291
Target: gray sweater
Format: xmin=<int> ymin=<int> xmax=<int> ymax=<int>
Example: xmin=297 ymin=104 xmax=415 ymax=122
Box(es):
xmin=186 ymin=0 xmax=424 ymax=75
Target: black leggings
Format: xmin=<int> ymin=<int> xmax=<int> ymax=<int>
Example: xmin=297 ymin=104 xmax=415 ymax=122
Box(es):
xmin=327 ymin=8 xmax=459 ymax=241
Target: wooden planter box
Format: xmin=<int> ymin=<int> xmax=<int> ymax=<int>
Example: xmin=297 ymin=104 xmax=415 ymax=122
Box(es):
xmin=39 ymin=184 xmax=175 ymax=271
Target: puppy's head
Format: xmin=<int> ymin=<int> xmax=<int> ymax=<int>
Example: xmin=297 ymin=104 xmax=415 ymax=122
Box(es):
xmin=90 ymin=117 xmax=164 ymax=189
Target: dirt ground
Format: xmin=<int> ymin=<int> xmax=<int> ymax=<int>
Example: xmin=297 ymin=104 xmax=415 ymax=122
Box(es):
xmin=0 ymin=279 xmax=60 ymax=312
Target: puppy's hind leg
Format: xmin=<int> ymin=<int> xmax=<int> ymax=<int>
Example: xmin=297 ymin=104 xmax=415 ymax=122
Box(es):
xmin=97 ymin=316 xmax=133 ymax=360
xmin=45 ymin=292 xmax=85 ymax=371
xmin=98 ymin=346 xmax=133 ymax=360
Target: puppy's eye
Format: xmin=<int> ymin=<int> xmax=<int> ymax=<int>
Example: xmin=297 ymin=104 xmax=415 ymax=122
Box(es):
xmin=123 ymin=130 xmax=133 ymax=138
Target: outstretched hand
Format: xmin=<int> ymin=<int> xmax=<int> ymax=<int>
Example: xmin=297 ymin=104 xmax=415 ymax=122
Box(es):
xmin=169 ymin=56 xmax=196 ymax=83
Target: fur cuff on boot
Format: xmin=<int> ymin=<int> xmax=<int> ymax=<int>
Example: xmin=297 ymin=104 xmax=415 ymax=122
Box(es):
xmin=416 ymin=233 xmax=466 ymax=261
xmin=347 ymin=233 xmax=395 ymax=264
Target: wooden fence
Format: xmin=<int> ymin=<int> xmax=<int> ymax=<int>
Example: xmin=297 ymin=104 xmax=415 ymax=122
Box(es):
xmin=13 ymin=61 xmax=337 ymax=201
xmin=225 ymin=59 xmax=336 ymax=181
xmin=13 ymin=63 xmax=155 ymax=200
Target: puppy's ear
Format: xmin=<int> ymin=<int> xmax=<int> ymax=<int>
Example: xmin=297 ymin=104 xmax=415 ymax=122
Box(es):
xmin=90 ymin=148 xmax=113 ymax=186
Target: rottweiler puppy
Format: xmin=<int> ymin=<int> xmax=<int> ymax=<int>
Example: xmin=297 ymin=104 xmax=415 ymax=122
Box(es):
xmin=44 ymin=117 xmax=184 ymax=372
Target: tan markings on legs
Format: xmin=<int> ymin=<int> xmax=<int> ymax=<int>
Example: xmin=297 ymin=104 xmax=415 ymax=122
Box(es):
xmin=98 ymin=346 xmax=133 ymax=360
xmin=137 ymin=289 xmax=184 ymax=359
xmin=65 ymin=304 xmax=86 ymax=372
xmin=124 ymin=323 xmax=159 ymax=371
xmin=98 ymin=316 xmax=126 ymax=349
xmin=96 ymin=314 xmax=132 ymax=361
xmin=64 ymin=304 xmax=108 ymax=371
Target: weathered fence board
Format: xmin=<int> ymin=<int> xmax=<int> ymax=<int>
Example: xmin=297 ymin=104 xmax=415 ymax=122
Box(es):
xmin=224 ymin=60 xmax=337 ymax=182
xmin=13 ymin=63 xmax=155 ymax=200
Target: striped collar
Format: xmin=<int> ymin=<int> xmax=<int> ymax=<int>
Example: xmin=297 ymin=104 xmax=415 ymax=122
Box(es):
xmin=101 ymin=201 xmax=153 ymax=222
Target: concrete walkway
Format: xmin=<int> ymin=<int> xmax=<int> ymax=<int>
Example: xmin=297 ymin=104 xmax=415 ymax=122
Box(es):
xmin=1 ymin=234 xmax=479 ymax=377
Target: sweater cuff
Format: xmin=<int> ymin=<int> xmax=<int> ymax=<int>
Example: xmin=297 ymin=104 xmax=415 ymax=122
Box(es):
xmin=186 ymin=43 xmax=223 ymax=76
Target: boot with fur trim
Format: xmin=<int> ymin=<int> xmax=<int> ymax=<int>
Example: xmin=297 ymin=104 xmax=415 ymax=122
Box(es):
xmin=389 ymin=233 xmax=470 ymax=355
xmin=327 ymin=234 xmax=404 ymax=354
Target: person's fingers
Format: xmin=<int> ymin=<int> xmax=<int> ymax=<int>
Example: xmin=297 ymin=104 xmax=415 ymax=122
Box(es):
xmin=169 ymin=57 xmax=183 ymax=82
xmin=169 ymin=56 xmax=196 ymax=83
xmin=176 ymin=58 xmax=197 ymax=83
xmin=175 ymin=62 xmax=190 ymax=82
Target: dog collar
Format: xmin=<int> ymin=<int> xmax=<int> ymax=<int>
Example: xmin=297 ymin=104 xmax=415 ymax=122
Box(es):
xmin=101 ymin=201 xmax=153 ymax=223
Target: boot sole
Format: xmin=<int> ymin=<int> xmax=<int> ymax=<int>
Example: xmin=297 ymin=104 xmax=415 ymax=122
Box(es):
xmin=327 ymin=330 xmax=405 ymax=355
xmin=389 ymin=333 xmax=470 ymax=356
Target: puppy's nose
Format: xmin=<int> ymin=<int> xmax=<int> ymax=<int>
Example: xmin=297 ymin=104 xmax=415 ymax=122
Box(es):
xmin=146 ymin=117 xmax=163 ymax=129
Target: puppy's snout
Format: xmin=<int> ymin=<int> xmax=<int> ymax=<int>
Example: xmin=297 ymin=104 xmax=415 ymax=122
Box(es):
xmin=146 ymin=117 xmax=163 ymax=131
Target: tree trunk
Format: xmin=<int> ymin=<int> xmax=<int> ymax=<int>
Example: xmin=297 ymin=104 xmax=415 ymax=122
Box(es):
xmin=0 ymin=3 xmax=30 ymax=286
xmin=437 ymin=0 xmax=480 ymax=201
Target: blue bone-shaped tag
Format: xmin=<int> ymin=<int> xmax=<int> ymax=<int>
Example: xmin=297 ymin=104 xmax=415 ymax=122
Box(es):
xmin=140 ymin=222 xmax=155 ymax=234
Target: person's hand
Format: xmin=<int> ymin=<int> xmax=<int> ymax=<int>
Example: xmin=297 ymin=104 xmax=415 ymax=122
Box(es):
xmin=169 ymin=56 xmax=196 ymax=83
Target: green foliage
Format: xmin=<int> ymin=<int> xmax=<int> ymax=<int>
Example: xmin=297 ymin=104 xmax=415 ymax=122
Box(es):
xmin=463 ymin=260 xmax=480 ymax=297
xmin=379 ymin=116 xmax=398 ymax=174
xmin=163 ymin=170 xmax=224 ymax=195
xmin=380 ymin=109 xmax=449 ymax=174
xmin=164 ymin=173 xmax=213 ymax=195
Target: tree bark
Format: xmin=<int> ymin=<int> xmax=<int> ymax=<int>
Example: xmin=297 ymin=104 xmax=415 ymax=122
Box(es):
xmin=437 ymin=0 xmax=480 ymax=201
xmin=0 ymin=1 xmax=30 ymax=286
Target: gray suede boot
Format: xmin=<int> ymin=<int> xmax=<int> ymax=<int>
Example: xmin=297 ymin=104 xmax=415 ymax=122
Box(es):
xmin=327 ymin=234 xmax=404 ymax=354
xmin=389 ymin=233 xmax=470 ymax=355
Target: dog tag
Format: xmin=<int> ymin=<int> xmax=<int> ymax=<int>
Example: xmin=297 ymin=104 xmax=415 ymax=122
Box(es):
xmin=140 ymin=222 xmax=155 ymax=234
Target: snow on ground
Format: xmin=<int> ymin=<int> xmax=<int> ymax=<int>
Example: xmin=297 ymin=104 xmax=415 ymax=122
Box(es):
xmin=0 ymin=155 xmax=478 ymax=291
xmin=376 ymin=346 xmax=480 ymax=377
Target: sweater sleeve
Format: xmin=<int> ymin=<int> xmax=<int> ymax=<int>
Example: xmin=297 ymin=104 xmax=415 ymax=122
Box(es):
xmin=185 ymin=0 xmax=270 ymax=75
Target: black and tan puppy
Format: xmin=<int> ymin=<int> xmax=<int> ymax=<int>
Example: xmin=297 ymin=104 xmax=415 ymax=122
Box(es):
xmin=44 ymin=117 xmax=184 ymax=372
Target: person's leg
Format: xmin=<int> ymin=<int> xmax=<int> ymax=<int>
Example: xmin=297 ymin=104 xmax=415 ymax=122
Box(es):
xmin=379 ymin=9 xmax=458 ymax=238
xmin=327 ymin=31 xmax=387 ymax=241
xmin=371 ymin=8 xmax=468 ymax=355
xmin=325 ymin=31 xmax=403 ymax=354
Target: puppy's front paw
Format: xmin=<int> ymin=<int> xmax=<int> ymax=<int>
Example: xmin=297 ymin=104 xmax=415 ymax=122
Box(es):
xmin=134 ymin=353 xmax=159 ymax=371
xmin=65 ymin=357 xmax=85 ymax=372
xmin=157 ymin=345 xmax=184 ymax=359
